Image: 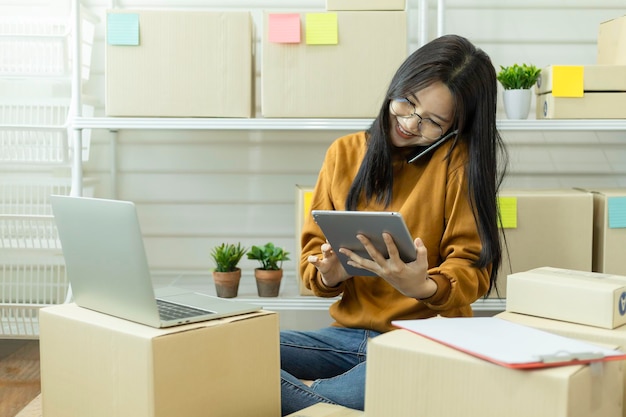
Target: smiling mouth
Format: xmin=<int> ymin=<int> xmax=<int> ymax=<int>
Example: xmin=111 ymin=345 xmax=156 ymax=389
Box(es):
xmin=396 ymin=120 xmax=416 ymax=138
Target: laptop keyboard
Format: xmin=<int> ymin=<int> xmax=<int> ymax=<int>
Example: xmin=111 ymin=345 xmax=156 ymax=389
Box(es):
xmin=156 ymin=299 xmax=215 ymax=321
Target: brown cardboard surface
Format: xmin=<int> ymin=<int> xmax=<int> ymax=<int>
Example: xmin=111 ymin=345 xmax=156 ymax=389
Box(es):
xmin=506 ymin=267 xmax=626 ymax=329
xmin=262 ymin=11 xmax=406 ymax=117
xmin=536 ymin=65 xmax=626 ymax=95
xmin=598 ymin=14 xmax=626 ymax=65
xmin=326 ymin=0 xmax=405 ymax=10
xmin=536 ymin=92 xmax=626 ymax=119
xmin=494 ymin=189 xmax=593 ymax=298
xmin=497 ymin=311 xmax=626 ymax=417
xmin=106 ymin=10 xmax=253 ymax=117
xmin=39 ymin=304 xmax=280 ymax=417
xmin=287 ymin=403 xmax=363 ymax=416
xmin=589 ymin=189 xmax=626 ymax=276
xmin=365 ymin=329 xmax=623 ymax=417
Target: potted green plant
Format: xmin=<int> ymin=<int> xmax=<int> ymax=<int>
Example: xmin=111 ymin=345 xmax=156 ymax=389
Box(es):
xmin=210 ymin=242 xmax=247 ymax=298
xmin=497 ymin=63 xmax=541 ymax=120
xmin=247 ymin=242 xmax=290 ymax=297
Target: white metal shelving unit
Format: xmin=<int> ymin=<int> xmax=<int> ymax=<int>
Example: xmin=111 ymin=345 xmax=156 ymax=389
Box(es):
xmin=73 ymin=117 xmax=626 ymax=132
xmin=0 ymin=1 xmax=97 ymax=338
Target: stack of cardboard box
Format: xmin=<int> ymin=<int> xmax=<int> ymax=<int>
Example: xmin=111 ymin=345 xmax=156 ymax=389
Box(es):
xmin=294 ymin=267 xmax=626 ymax=416
xmin=105 ymin=1 xmax=408 ymax=118
xmin=362 ymin=267 xmax=626 ymax=416
xmin=498 ymin=266 xmax=626 ymax=417
xmin=536 ymin=14 xmax=626 ymax=119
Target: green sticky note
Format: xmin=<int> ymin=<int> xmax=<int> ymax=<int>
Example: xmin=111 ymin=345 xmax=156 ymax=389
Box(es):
xmin=552 ymin=66 xmax=584 ymax=97
xmin=305 ymin=13 xmax=338 ymax=45
xmin=107 ymin=13 xmax=139 ymax=46
xmin=608 ymin=196 xmax=626 ymax=228
xmin=498 ymin=197 xmax=518 ymax=229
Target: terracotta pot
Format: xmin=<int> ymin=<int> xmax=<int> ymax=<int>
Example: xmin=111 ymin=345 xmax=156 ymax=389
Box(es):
xmin=254 ymin=268 xmax=283 ymax=297
xmin=212 ymin=268 xmax=242 ymax=298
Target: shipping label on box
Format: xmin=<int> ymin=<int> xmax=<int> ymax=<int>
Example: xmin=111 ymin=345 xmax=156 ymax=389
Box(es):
xmin=494 ymin=189 xmax=593 ymax=298
xmin=506 ymin=267 xmax=626 ymax=329
xmin=40 ymin=304 xmax=280 ymax=417
xmin=262 ymin=11 xmax=406 ymax=117
xmin=598 ymin=14 xmax=626 ymax=65
xmin=365 ymin=329 xmax=623 ymax=417
xmin=497 ymin=311 xmax=626 ymax=417
xmin=326 ymin=0 xmax=406 ymax=11
xmin=106 ymin=10 xmax=254 ymax=117
xmin=536 ymin=92 xmax=626 ymax=119
xmin=535 ymin=65 xmax=626 ymax=95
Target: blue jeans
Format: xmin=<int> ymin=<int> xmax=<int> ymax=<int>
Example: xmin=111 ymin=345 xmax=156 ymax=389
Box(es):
xmin=280 ymin=327 xmax=381 ymax=416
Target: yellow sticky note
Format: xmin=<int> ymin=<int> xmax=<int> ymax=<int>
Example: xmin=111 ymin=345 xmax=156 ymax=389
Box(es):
xmin=306 ymin=13 xmax=338 ymax=45
xmin=498 ymin=197 xmax=518 ymax=229
xmin=303 ymin=191 xmax=313 ymax=220
xmin=552 ymin=65 xmax=584 ymax=97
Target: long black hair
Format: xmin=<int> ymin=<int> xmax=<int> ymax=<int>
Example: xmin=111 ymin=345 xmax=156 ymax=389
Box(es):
xmin=345 ymin=34 xmax=508 ymax=294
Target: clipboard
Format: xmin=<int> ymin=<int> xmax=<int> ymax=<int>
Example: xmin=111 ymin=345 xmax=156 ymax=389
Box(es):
xmin=392 ymin=317 xmax=626 ymax=369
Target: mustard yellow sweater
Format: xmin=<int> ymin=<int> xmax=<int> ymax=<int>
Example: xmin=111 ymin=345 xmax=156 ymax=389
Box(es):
xmin=300 ymin=131 xmax=491 ymax=332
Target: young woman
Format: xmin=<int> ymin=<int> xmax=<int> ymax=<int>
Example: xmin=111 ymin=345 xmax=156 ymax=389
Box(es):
xmin=280 ymin=34 xmax=508 ymax=415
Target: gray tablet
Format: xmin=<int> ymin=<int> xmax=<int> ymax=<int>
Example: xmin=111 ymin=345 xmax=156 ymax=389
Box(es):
xmin=311 ymin=210 xmax=417 ymax=277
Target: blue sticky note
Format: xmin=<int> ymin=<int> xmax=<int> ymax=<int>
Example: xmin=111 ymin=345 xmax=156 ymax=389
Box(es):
xmin=608 ymin=196 xmax=626 ymax=228
xmin=107 ymin=13 xmax=139 ymax=46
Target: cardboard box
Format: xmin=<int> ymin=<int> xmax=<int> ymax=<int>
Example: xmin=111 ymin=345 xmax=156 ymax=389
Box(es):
xmin=295 ymin=184 xmax=315 ymax=296
xmin=286 ymin=403 xmax=363 ymax=416
xmin=536 ymin=65 xmax=626 ymax=95
xmin=106 ymin=10 xmax=253 ymax=117
xmin=326 ymin=0 xmax=405 ymax=11
xmin=598 ymin=14 xmax=626 ymax=65
xmin=365 ymin=329 xmax=623 ymax=417
xmin=39 ymin=303 xmax=280 ymax=417
xmin=494 ymin=189 xmax=593 ymax=298
xmin=589 ymin=189 xmax=626 ymax=276
xmin=262 ymin=11 xmax=406 ymax=117
xmin=536 ymin=92 xmax=626 ymax=119
xmin=506 ymin=267 xmax=626 ymax=329
xmin=497 ymin=311 xmax=626 ymax=417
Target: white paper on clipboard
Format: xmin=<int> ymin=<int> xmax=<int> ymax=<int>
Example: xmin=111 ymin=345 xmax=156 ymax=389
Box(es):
xmin=392 ymin=317 xmax=626 ymax=369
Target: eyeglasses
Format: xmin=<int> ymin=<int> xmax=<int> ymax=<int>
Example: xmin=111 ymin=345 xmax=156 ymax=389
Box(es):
xmin=390 ymin=97 xmax=445 ymax=140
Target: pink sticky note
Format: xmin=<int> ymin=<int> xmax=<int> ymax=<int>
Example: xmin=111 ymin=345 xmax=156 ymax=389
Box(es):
xmin=268 ymin=13 xmax=301 ymax=43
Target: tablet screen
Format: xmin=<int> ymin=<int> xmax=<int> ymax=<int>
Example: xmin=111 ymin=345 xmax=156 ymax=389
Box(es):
xmin=311 ymin=210 xmax=416 ymax=277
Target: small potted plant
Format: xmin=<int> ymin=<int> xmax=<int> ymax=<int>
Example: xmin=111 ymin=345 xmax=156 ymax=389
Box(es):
xmin=497 ymin=63 xmax=541 ymax=120
xmin=210 ymin=242 xmax=247 ymax=298
xmin=247 ymin=242 xmax=290 ymax=297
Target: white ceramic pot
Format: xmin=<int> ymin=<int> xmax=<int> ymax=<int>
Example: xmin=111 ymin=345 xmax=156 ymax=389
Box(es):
xmin=503 ymin=88 xmax=532 ymax=120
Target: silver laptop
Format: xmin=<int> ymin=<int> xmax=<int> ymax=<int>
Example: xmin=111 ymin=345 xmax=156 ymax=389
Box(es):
xmin=50 ymin=195 xmax=261 ymax=328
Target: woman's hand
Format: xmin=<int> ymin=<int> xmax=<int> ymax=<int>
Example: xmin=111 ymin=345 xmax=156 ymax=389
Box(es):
xmin=339 ymin=233 xmax=437 ymax=299
xmin=307 ymin=242 xmax=352 ymax=287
